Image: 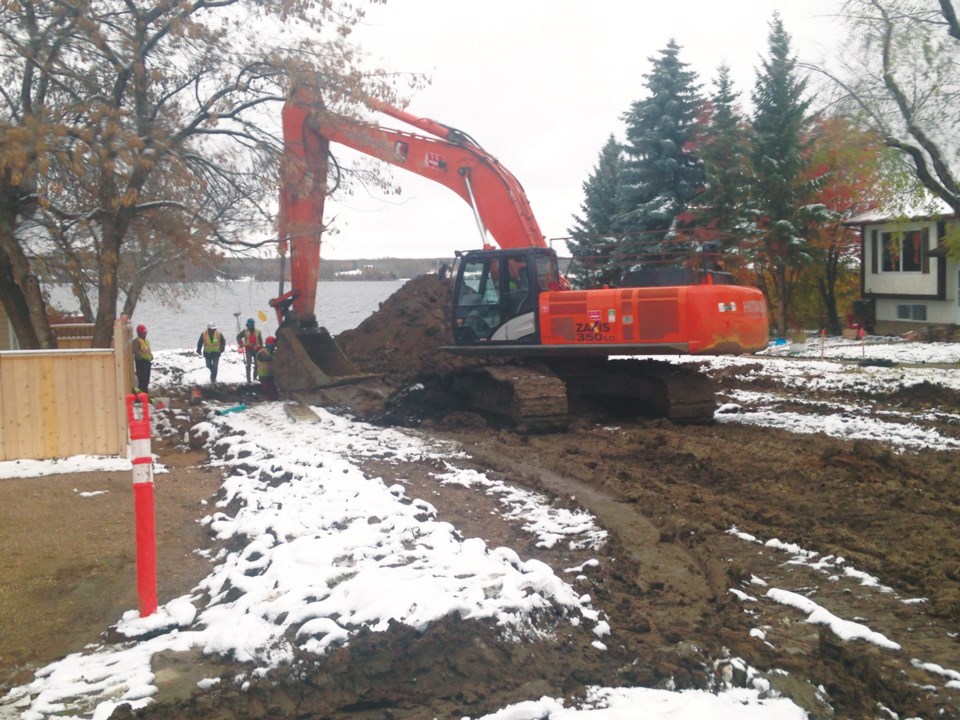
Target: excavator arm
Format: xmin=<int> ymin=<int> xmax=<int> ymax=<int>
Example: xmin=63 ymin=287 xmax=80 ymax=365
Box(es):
xmin=276 ymin=100 xmax=329 ymax=326
xmin=277 ymin=95 xmax=546 ymax=324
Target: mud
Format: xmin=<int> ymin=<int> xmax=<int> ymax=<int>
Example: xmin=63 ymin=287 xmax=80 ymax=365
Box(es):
xmin=0 ymin=425 xmax=222 ymax=691
xmin=3 ymin=273 xmax=960 ymax=719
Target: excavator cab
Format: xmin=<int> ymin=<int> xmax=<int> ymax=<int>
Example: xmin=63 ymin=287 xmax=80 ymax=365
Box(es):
xmin=451 ymin=247 xmax=559 ymax=345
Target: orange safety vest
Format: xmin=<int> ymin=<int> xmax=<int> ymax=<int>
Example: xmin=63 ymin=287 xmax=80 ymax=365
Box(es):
xmin=239 ymin=328 xmax=262 ymax=352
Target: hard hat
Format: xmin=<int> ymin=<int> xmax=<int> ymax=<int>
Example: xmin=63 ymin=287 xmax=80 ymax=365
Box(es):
xmin=136 ymin=324 xmax=147 ymax=334
xmin=266 ymin=336 xmax=276 ymax=346
xmin=208 ymin=321 xmax=217 ymax=330
xmin=246 ymin=317 xmax=255 ymax=326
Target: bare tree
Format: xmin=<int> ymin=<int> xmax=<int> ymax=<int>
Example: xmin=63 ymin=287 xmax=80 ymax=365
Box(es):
xmin=833 ymin=0 xmax=960 ymax=222
xmin=1 ymin=0 xmax=405 ymax=348
xmin=0 ymin=0 xmax=87 ymax=347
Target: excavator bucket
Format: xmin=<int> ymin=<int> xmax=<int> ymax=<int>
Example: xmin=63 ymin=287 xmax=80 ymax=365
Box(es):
xmin=272 ymin=326 xmax=366 ymax=393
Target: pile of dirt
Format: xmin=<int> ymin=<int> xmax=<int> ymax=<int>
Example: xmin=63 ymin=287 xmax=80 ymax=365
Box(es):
xmin=335 ymin=273 xmax=473 ymax=386
xmin=327 ymin=272 xmax=493 ymax=426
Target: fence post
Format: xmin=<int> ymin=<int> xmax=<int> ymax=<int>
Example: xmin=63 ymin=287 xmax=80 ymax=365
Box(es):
xmin=115 ymin=317 xmax=133 ymax=454
xmin=126 ymin=392 xmax=157 ymax=617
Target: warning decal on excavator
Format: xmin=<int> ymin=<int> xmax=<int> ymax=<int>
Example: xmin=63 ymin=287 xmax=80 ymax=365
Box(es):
xmin=718 ymin=302 xmax=737 ymax=312
xmin=743 ymin=299 xmax=766 ymax=315
xmin=425 ymin=152 xmax=445 ymax=170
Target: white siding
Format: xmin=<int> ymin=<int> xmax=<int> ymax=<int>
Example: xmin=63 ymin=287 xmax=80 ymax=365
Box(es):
xmin=860 ymin=217 xmax=960 ymax=333
xmin=874 ymin=298 xmax=958 ymax=325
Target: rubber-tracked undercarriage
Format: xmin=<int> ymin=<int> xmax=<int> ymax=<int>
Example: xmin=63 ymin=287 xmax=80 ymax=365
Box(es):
xmin=404 ymin=358 xmax=717 ymax=433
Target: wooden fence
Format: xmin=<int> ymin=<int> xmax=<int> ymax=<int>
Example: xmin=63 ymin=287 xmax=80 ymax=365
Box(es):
xmin=0 ymin=319 xmax=133 ymax=461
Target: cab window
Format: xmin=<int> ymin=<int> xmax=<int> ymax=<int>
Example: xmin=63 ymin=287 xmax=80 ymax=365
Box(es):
xmin=535 ymin=254 xmax=560 ymax=291
xmin=458 ymin=260 xmax=500 ymax=305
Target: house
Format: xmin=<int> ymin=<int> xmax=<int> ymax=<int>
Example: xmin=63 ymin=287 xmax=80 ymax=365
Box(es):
xmin=847 ymin=200 xmax=959 ymax=336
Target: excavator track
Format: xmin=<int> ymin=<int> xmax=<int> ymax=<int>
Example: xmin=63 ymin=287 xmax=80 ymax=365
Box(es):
xmin=442 ymin=358 xmax=715 ymax=432
xmin=451 ymin=365 xmax=569 ymax=433
xmin=552 ymin=358 xmax=717 ymax=425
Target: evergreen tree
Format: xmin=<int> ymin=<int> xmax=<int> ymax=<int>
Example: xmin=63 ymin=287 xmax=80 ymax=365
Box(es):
xmin=750 ymin=14 xmax=826 ymax=335
xmin=698 ymin=66 xmax=754 ymax=248
xmin=615 ymin=40 xmax=705 ymax=278
xmin=567 ymin=136 xmax=624 ymax=287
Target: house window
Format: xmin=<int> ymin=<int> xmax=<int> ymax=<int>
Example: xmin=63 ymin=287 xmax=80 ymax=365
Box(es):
xmin=896 ymin=304 xmax=927 ymax=321
xmin=881 ymin=229 xmax=926 ymax=272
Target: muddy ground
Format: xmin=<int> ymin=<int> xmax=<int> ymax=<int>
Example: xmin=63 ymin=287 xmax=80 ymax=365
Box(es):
xmin=3 ymin=275 xmax=960 ymax=719
xmin=0 ymin=427 xmax=222 ymax=691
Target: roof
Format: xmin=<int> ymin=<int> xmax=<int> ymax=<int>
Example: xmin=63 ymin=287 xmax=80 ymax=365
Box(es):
xmin=846 ymin=196 xmax=955 ymax=225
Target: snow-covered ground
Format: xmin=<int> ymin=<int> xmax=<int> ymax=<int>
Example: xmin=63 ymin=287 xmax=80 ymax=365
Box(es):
xmin=632 ymin=335 xmax=960 ymax=453
xmin=2 ymin=338 xmax=958 ymax=720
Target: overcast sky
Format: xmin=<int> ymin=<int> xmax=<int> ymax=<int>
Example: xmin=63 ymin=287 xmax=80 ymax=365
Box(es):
xmin=318 ymin=1 xmax=846 ymax=260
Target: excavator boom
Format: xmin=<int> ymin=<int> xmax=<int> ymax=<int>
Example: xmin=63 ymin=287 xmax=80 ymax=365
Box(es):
xmin=278 ymin=95 xmax=546 ymax=323
xmin=277 ymin=100 xmax=328 ymax=322
xmin=311 ymin=102 xmax=547 ymax=251
xmin=273 ymin=94 xmax=549 ymax=395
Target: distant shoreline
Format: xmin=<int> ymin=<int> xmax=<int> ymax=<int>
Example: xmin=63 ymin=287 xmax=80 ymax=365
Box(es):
xmin=36 ymin=257 xmax=448 ymax=285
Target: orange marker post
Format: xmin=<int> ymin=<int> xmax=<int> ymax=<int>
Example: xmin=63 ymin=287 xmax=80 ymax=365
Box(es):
xmin=126 ymin=393 xmax=157 ymax=617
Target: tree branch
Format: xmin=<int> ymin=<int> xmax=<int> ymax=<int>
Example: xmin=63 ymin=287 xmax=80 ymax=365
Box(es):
xmin=875 ymin=0 xmax=960 ymax=199
xmin=939 ymin=0 xmax=960 ymax=39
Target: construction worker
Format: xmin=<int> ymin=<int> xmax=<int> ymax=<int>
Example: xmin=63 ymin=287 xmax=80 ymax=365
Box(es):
xmin=131 ymin=324 xmax=153 ymax=394
xmin=236 ymin=317 xmax=263 ymax=383
xmin=196 ymin=321 xmax=225 ymax=383
xmin=257 ymin=336 xmax=278 ymax=400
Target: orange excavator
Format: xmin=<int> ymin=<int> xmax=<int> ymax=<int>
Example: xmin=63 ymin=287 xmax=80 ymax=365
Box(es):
xmin=271 ymin=92 xmax=769 ymax=430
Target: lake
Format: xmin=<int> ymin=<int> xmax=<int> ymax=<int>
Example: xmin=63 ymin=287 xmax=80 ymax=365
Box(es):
xmin=48 ymin=280 xmax=409 ymax=350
